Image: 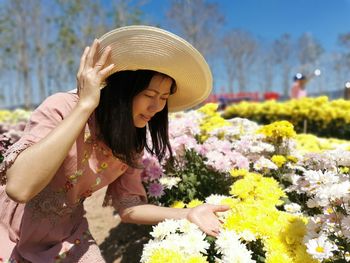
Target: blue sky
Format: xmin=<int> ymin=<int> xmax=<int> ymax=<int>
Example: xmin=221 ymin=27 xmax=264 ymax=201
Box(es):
xmin=138 ymin=0 xmax=350 ymax=95
xmin=143 ymin=0 xmax=350 ymax=52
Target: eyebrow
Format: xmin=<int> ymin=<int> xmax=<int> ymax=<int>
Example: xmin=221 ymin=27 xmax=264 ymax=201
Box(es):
xmin=146 ymin=88 xmax=170 ymax=96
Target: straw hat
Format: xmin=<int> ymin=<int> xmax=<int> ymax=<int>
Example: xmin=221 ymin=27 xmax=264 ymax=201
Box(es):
xmin=97 ymin=25 xmax=212 ymax=112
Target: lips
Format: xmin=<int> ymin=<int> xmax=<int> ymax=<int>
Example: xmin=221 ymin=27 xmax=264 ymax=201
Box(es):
xmin=141 ymin=114 xmax=152 ymax=121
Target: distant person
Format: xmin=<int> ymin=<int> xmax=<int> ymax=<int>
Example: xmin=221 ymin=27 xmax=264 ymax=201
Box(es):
xmin=290 ymin=73 xmax=307 ymax=99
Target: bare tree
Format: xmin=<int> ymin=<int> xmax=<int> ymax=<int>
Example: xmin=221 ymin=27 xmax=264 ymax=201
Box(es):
xmin=272 ymin=34 xmax=293 ymax=96
xmin=338 ymin=32 xmax=350 ymax=71
xmin=53 ymin=0 xmax=102 ymax=91
xmin=52 ymin=0 xmax=145 ymax=93
xmin=32 ymin=1 xmax=54 ymax=103
xmin=257 ymin=45 xmax=274 ymax=93
xmin=222 ymin=29 xmax=257 ymax=92
xmin=0 ymin=3 xmax=14 ymax=106
xmin=166 ymin=0 xmax=224 ymax=59
xmin=5 ymin=0 xmax=33 ymax=109
xmin=112 ymin=0 xmax=146 ymax=27
xmin=296 ymin=33 xmax=323 ymax=74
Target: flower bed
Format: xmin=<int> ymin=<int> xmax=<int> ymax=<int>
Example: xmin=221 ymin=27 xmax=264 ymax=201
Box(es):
xmin=142 ymin=103 xmax=350 ymax=263
xmin=0 ymin=109 xmax=30 ymax=162
xmin=221 ymin=97 xmax=350 ymax=140
xmin=1 ymin=105 xmax=349 ymax=262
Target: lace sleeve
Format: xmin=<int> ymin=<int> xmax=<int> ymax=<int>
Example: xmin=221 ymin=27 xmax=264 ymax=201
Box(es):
xmin=102 ymin=165 xmax=147 ymax=212
xmin=103 ymin=194 xmax=146 ymax=211
xmin=0 ymin=140 xmax=34 ymax=185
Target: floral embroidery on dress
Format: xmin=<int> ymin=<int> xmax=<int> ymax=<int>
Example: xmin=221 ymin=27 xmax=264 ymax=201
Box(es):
xmin=27 ymin=187 xmax=82 ymax=225
xmin=0 ymin=141 xmax=34 ymax=185
xmin=59 ymin=169 xmax=84 ymax=194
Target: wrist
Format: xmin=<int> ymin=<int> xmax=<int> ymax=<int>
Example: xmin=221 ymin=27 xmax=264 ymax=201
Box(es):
xmin=76 ymin=100 xmax=97 ymax=114
xmin=183 ymin=208 xmax=192 ymax=220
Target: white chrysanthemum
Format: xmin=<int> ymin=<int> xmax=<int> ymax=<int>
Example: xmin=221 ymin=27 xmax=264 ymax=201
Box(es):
xmin=238 ymin=230 xmax=256 ymax=242
xmin=215 ymin=230 xmax=255 ymax=263
xmin=145 ymin=219 xmax=210 ymax=259
xmin=313 ymin=181 xmax=350 ymax=207
xmin=284 ymin=203 xmax=302 ymax=214
xmin=150 ymin=219 xmax=180 ymax=240
xmin=306 ymin=235 xmax=337 ymax=260
xmin=180 ymin=231 xmax=209 ymax=255
xmin=177 ymin=219 xmax=200 ymax=234
xmin=304 ymin=170 xmax=339 ymax=189
xmin=232 ymin=134 xmax=274 ymax=157
xmin=205 ymin=194 xmax=229 ymax=205
xmin=159 ymin=233 xmax=183 ymax=251
xmin=215 ymin=230 xmax=241 ymax=253
xmin=141 ymin=240 xmax=162 ymax=263
xmin=228 ymin=117 xmax=259 ymax=135
xmin=169 ymin=110 xmax=202 ymax=137
xmin=304 ymin=217 xmax=323 ymax=242
xmin=328 ymin=149 xmax=350 ymax=166
xmin=209 ymin=126 xmax=240 ymax=138
xmin=306 ymin=198 xmax=320 ymax=208
xmin=159 ymin=176 xmax=181 ymax=189
xmin=341 ymin=216 xmax=350 ymax=239
xmin=253 ymin=156 xmax=278 ymax=171
xmin=205 ymin=150 xmax=233 ymax=172
xmin=221 ymin=249 xmax=255 ymax=263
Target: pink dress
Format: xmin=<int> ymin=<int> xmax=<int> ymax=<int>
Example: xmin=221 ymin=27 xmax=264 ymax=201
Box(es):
xmin=0 ymin=91 xmax=147 ymax=262
xmin=290 ymin=83 xmax=307 ymax=99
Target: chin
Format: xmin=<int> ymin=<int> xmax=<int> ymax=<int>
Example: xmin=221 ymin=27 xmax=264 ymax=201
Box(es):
xmin=134 ymin=122 xmax=147 ymax=128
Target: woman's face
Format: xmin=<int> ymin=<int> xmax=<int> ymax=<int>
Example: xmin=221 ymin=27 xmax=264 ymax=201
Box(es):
xmin=132 ymin=74 xmax=173 ymax=128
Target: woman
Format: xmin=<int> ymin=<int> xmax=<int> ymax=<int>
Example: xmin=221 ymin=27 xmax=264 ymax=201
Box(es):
xmin=0 ymin=26 xmax=228 ymax=262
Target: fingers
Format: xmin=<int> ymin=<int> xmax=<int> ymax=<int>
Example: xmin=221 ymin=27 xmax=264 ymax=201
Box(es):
xmin=95 ymin=46 xmax=111 ymax=70
xmin=77 ymin=46 xmax=90 ymax=79
xmin=207 ymin=225 xmax=222 ymax=237
xmin=99 ymin=63 xmax=115 ymax=80
xmin=86 ymin=39 xmax=99 ymax=68
xmin=212 ymin=205 xmax=230 ymax=212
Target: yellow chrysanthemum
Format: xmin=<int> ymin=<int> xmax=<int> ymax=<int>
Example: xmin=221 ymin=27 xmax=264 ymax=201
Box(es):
xmin=257 ymin=121 xmax=296 ymax=139
xmin=230 ymin=168 xmax=249 ymax=177
xmin=187 ymin=199 xmax=203 ymax=208
xmin=340 ymin=167 xmax=350 ymax=174
xmin=147 ymin=248 xmax=184 ymax=263
xmin=0 ymin=109 xmax=31 ymax=123
xmin=229 ymin=172 xmax=286 ymax=206
xmin=220 ymin=193 xmax=314 ymax=263
xmin=186 ymin=255 xmax=208 ymax=263
xmin=197 ymin=103 xmax=231 ymax=141
xmin=171 ymin=201 xmax=186 ymax=208
xmin=279 ymin=216 xmax=307 ymax=245
xmin=271 ymin=155 xmax=287 ymax=168
xmin=286 ymin=155 xmax=298 ymax=163
xmin=197 ymin=103 xmax=219 ymax=116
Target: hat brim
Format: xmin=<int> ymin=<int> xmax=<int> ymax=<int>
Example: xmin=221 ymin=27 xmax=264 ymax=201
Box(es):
xmin=97 ymin=25 xmax=212 ymax=112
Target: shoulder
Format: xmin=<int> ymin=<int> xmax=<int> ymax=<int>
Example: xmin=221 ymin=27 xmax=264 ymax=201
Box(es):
xmin=35 ymin=91 xmax=79 ymax=118
xmin=42 ymin=91 xmax=78 ymax=107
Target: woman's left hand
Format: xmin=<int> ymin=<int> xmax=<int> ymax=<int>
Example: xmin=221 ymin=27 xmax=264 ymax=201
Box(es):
xmin=186 ymin=204 xmax=230 ymax=237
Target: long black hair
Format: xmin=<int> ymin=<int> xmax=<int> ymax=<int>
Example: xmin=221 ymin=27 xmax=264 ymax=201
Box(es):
xmin=95 ymin=70 xmax=176 ymax=168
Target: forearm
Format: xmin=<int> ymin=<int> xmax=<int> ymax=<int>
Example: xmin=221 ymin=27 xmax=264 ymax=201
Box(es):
xmin=119 ymin=204 xmax=191 ymax=225
xmin=6 ymin=103 xmax=94 ymax=203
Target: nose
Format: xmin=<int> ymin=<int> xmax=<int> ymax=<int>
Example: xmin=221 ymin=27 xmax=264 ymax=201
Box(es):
xmin=148 ymin=98 xmax=164 ymax=113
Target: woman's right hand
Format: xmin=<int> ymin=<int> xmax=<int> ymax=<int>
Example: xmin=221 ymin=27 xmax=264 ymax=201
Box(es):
xmin=76 ymin=39 xmax=114 ymax=111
